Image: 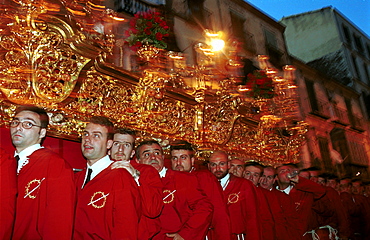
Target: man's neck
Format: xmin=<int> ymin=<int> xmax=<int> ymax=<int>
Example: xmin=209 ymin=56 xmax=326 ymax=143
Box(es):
xmin=277 ymin=182 xmax=291 ymax=190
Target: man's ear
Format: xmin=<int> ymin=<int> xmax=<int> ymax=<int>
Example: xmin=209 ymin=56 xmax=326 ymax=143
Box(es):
xmin=228 ymin=161 xmax=231 ymax=169
xmin=39 ymin=128 xmax=47 ymax=140
xmin=130 ymin=150 xmax=135 ymax=159
xmin=191 ymin=157 xmax=195 ymax=166
xmin=107 ymin=139 xmax=113 ymax=149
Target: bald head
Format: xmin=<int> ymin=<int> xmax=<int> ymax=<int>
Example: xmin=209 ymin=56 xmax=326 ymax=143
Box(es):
xmin=208 ymin=151 xmax=229 ymax=179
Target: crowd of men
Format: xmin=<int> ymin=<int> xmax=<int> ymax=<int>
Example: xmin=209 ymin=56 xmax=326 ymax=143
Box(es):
xmin=1 ymin=105 xmax=370 ymax=240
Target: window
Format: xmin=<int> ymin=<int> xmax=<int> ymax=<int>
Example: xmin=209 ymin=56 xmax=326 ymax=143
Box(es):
xmin=351 ymin=55 xmax=360 ymax=78
xmin=318 ymin=137 xmax=333 ymax=172
xmin=367 ymin=44 xmax=370 ymax=59
xmin=230 ymin=11 xmax=246 ymax=41
xmin=353 ymin=34 xmax=364 ymax=53
xmin=188 ymin=0 xmax=206 ymax=26
xmin=364 ymin=63 xmax=370 ymax=84
xmin=264 ymin=29 xmax=277 ymax=49
xmin=305 ymin=79 xmax=319 ymax=112
xmin=345 ymin=98 xmax=356 ymax=127
xmin=342 ymin=24 xmax=352 ymax=45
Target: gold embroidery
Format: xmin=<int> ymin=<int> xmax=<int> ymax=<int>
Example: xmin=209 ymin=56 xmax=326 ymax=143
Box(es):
xmin=88 ymin=191 xmax=109 ymax=208
xmin=24 ymin=178 xmax=45 ymax=199
xmin=163 ymin=189 xmax=176 ymax=204
xmin=227 ymin=192 xmax=240 ymax=204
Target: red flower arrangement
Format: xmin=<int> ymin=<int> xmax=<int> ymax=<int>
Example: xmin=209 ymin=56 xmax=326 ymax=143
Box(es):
xmin=125 ymin=10 xmax=170 ymax=51
xmin=245 ymin=70 xmax=274 ymax=99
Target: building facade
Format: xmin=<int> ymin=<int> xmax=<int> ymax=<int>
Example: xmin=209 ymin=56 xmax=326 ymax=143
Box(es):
xmin=280 ymin=7 xmax=370 ymax=177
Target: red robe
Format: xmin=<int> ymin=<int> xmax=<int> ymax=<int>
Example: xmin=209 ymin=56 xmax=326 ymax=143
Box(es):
xmin=317 ymin=187 xmax=350 ymax=238
xmin=0 ymin=148 xmax=17 ymax=239
xmin=74 ymin=165 xmax=141 ymax=240
xmin=256 ymin=187 xmax=275 ymax=240
xmin=289 ymin=177 xmax=326 ymax=237
xmin=265 ymin=188 xmax=301 ymax=240
xmin=12 ymin=148 xmax=75 ymax=240
xmin=340 ymin=191 xmax=357 ymax=238
xmin=153 ymin=169 xmax=213 ymax=240
xmin=131 ymin=161 xmax=164 ymax=240
xmin=223 ymin=174 xmax=261 ymax=240
xmin=191 ymin=169 xmax=231 ymax=240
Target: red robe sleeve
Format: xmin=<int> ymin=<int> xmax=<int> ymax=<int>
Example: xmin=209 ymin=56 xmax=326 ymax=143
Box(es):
xmin=111 ymin=169 xmax=141 ymax=239
xmin=133 ymin=162 xmax=163 ymax=240
xmin=133 ymin=162 xmax=163 ymax=218
xmin=176 ymin=172 xmax=213 ymax=240
xmin=0 ymin=148 xmax=17 ymax=240
xmin=194 ymin=170 xmax=231 ymax=240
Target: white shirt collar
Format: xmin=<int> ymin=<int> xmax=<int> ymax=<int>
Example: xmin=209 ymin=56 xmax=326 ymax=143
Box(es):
xmin=220 ymin=173 xmax=230 ymax=190
xmin=276 ymin=184 xmax=293 ymax=194
xmin=159 ymin=167 xmax=167 ymax=178
xmin=15 ymin=144 xmax=43 ymax=174
xmin=86 ymin=155 xmax=113 ymax=181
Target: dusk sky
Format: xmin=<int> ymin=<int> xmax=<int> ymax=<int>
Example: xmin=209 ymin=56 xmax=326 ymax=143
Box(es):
xmin=246 ymin=0 xmax=370 ymax=37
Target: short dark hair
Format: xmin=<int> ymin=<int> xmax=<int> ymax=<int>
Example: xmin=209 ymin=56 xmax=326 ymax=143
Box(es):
xmin=136 ymin=139 xmax=162 ymax=160
xmin=89 ymin=116 xmax=114 ymax=140
xmin=170 ymin=140 xmax=195 ymax=157
xmin=245 ymin=161 xmax=264 ymax=176
xmin=15 ymin=105 xmax=49 ymax=128
xmin=115 ymin=128 xmax=137 ymax=139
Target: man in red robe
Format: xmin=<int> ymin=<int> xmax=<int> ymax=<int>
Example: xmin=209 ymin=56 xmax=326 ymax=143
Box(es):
xmin=110 ymin=128 xmax=163 ymax=239
xmin=243 ymin=162 xmax=275 ymax=240
xmin=170 ymin=140 xmax=231 ymax=240
xmin=136 ymin=139 xmax=213 ymax=240
xmin=208 ymin=151 xmax=261 ymax=240
xmin=10 ymin=105 xmax=75 ymax=239
xmin=259 ymin=166 xmax=301 ymax=240
xmin=0 ymin=147 xmax=17 ymax=239
xmin=276 ymin=164 xmax=326 ymax=239
xmin=74 ymin=116 xmax=141 ymax=239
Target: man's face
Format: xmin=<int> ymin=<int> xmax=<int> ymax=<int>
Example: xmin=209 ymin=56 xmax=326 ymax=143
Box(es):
xmin=10 ymin=110 xmax=46 ymax=153
xmin=317 ymin=177 xmax=326 ymax=186
xmin=229 ymin=159 xmax=245 ymax=177
xmin=171 ymin=149 xmax=194 ymax=172
xmin=259 ymin=167 xmax=275 ymax=190
xmin=110 ymin=133 xmax=135 ymax=161
xmin=327 ymin=179 xmax=338 ymax=190
xmin=276 ymin=165 xmax=293 ymax=184
xmin=208 ymin=152 xmax=229 ymax=179
xmin=81 ymin=123 xmax=113 ymax=162
xmin=352 ymin=182 xmax=363 ymax=195
xmin=244 ymin=165 xmax=262 ymax=186
xmin=137 ymin=143 xmax=164 ymax=172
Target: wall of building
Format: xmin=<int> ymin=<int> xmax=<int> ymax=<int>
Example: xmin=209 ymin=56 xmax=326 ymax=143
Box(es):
xmin=281 ymin=7 xmax=342 ymax=63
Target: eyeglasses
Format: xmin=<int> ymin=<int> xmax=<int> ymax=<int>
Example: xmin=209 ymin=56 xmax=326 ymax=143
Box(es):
xmin=10 ymin=120 xmax=42 ymax=129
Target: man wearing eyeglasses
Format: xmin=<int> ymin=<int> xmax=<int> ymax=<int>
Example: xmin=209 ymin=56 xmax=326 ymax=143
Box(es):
xmin=9 ymin=105 xmax=75 ymax=239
